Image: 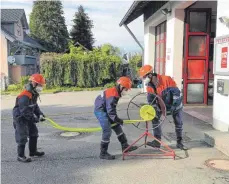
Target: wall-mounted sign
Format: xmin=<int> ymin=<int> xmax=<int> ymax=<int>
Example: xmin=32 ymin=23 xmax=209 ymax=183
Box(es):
xmin=214 ymin=35 xmax=229 ymax=75
xmin=166 ymin=48 xmax=171 ymax=61
xmin=221 ymin=47 xmax=228 ymax=68
xmin=167 ymin=55 xmax=170 ymax=60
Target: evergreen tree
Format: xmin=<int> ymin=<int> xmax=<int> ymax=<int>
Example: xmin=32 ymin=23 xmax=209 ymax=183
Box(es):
xmin=70 ymin=5 xmax=94 ymax=50
xmin=29 ymin=0 xmax=69 ymax=52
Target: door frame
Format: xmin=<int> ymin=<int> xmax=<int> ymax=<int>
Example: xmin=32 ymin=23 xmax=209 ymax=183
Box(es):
xmin=155 ymin=21 xmax=167 ymax=75
xmin=183 ymin=8 xmax=211 ymax=105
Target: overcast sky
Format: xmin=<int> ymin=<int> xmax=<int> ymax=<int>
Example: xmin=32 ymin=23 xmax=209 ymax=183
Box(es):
xmin=1 ymin=0 xmax=144 ymax=53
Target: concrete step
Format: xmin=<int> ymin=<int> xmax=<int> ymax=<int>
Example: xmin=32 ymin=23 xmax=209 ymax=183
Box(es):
xmin=204 ymin=130 xmax=229 ymax=156
xmin=183 ymin=106 xmax=213 ymax=124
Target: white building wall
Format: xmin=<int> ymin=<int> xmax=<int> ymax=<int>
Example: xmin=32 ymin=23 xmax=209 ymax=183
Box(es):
xmin=213 ymin=0 xmax=229 ymax=132
xmin=165 ymin=12 xmax=175 ymax=77
xmin=143 ymin=1 xmax=195 ymax=90
xmin=165 ymin=9 xmax=185 ymax=90
xmin=144 ymin=25 xmax=155 ymax=66
xmin=143 ymin=25 xmax=156 ymax=92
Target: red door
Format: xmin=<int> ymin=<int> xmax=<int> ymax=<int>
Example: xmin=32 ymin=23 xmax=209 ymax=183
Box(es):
xmin=155 ymin=21 xmax=166 ymax=75
xmin=183 ymin=9 xmax=211 ymax=105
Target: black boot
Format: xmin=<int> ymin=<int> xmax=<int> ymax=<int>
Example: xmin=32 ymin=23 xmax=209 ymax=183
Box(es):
xmin=146 ymin=140 xmax=161 ymax=148
xmin=17 ymin=145 xmax=32 ymax=163
xmin=176 ymin=137 xmax=188 ymax=150
xmin=100 ymin=142 xmax=115 ymax=160
xmin=118 ymin=134 xmax=138 ymax=153
xmin=29 ymin=137 xmax=45 ymax=157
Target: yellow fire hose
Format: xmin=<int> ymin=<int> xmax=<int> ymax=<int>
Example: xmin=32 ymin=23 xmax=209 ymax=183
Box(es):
xmin=42 ymin=105 xmax=156 ymax=133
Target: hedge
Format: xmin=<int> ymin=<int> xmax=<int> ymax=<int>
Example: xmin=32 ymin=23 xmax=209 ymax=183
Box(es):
xmin=129 ymin=54 xmax=142 ymax=79
xmin=40 ymin=45 xmax=122 ymax=88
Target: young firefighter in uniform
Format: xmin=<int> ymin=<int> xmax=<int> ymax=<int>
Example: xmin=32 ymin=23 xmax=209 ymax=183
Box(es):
xmin=138 ymin=65 xmax=187 ymax=150
xmin=94 ymin=77 xmax=138 ymax=160
xmin=13 ymin=74 xmax=46 ymax=162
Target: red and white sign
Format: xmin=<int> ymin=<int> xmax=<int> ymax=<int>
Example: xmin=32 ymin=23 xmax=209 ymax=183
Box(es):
xmin=221 ymin=47 xmax=228 ymax=68
xmin=214 ymin=35 xmax=229 ymax=75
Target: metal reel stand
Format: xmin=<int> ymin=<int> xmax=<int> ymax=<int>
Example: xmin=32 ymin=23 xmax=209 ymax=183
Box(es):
xmin=122 ymin=92 xmax=175 ymax=160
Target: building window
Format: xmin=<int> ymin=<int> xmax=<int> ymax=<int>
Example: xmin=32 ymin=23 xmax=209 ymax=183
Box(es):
xmin=155 ymin=21 xmax=166 ymax=75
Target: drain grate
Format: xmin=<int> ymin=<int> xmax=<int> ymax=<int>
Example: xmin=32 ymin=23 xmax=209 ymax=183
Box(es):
xmin=73 ymin=116 xmax=96 ymax=120
xmin=205 ymin=159 xmax=229 ymax=172
xmin=163 ymin=132 xmax=191 ymax=142
xmin=74 ymin=116 xmax=89 ymax=120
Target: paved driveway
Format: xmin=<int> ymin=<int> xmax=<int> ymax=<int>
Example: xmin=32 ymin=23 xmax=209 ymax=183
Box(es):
xmin=1 ymin=91 xmax=229 ymax=184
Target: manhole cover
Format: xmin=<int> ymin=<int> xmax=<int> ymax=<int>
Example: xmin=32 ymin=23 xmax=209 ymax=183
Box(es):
xmin=205 ymin=159 xmax=229 ymax=171
xmin=53 ymin=131 xmax=91 ymax=140
xmin=60 ymin=132 xmax=80 ymax=137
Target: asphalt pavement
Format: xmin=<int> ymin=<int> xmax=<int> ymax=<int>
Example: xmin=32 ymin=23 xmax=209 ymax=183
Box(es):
xmin=1 ymin=91 xmax=229 ymax=184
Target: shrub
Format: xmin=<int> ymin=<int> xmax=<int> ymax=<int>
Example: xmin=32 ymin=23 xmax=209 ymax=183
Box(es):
xmin=19 ymin=76 xmax=29 ymax=89
xmin=7 ymin=84 xmax=20 ymax=91
xmin=104 ymin=82 xmax=116 ymax=88
xmin=129 ymin=54 xmax=142 ymax=79
xmin=6 ymin=76 xmax=30 ymax=91
xmin=40 ymin=45 xmax=122 ymax=88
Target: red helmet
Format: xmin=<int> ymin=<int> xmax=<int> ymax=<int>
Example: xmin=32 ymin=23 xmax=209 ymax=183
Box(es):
xmin=117 ymin=76 xmax=132 ymax=89
xmin=29 ymin=74 xmax=46 ymax=86
xmin=139 ymin=65 xmax=153 ymax=78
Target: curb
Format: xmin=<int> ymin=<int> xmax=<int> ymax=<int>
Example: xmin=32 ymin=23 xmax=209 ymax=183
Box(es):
xmin=183 ymin=109 xmax=212 ymax=124
xmin=183 ymin=111 xmax=229 ymax=157
xmin=204 ymin=130 xmax=229 ymax=157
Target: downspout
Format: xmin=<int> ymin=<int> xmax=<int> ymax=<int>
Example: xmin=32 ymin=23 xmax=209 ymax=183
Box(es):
xmin=123 ymin=24 xmax=144 ymax=92
xmin=123 ymin=24 xmax=144 ymax=52
xmin=123 ymin=24 xmax=144 ymax=65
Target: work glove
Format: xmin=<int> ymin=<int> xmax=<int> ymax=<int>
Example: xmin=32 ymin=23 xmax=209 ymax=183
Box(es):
xmin=39 ymin=113 xmax=46 ymax=122
xmin=116 ymin=119 xmax=124 ymax=126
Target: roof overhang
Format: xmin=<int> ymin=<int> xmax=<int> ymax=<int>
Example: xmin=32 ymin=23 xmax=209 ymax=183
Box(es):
xmin=1 ymin=29 xmax=16 ymax=42
xmin=119 ymin=1 xmax=150 ymax=26
xmin=19 ymin=40 xmax=47 ymax=51
xmin=119 ymin=1 xmax=170 ymax=26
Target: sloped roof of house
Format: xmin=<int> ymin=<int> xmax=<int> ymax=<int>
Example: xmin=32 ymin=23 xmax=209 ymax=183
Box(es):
xmin=1 ymin=26 xmax=17 ymax=42
xmin=1 ymin=9 xmax=29 ymax=29
xmin=22 ymin=32 xmax=47 ymax=51
xmin=1 ymin=9 xmax=46 ymax=51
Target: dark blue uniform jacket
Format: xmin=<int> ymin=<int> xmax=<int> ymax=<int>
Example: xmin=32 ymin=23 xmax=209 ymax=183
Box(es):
xmin=13 ymin=87 xmax=43 ymax=122
xmin=147 ymin=74 xmax=183 ymax=111
xmin=94 ymin=87 xmax=122 ymax=123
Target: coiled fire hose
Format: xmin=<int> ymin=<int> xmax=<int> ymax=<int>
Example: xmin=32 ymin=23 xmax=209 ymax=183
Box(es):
xmin=42 ymin=105 xmax=156 ymax=133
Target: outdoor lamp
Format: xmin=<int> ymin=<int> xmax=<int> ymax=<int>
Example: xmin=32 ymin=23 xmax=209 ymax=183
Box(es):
xmin=161 ymin=8 xmax=171 ymax=15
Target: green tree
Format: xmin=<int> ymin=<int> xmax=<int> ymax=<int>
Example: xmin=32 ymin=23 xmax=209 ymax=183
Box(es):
xmin=100 ymin=44 xmax=121 ymax=56
xmin=129 ymin=54 xmax=142 ymax=78
xmin=70 ymin=5 xmax=94 ymax=50
xmin=29 ymin=0 xmax=69 ymax=52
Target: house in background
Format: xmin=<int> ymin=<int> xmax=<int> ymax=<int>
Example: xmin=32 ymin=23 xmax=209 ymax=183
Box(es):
xmin=0 ymin=9 xmax=46 ymax=90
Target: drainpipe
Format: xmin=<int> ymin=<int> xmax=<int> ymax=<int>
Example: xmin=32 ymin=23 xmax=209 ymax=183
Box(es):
xmin=124 ymin=24 xmax=144 ymax=52
xmin=123 ymin=24 xmax=144 ymax=92
xmin=123 ymin=24 xmax=144 ymax=65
